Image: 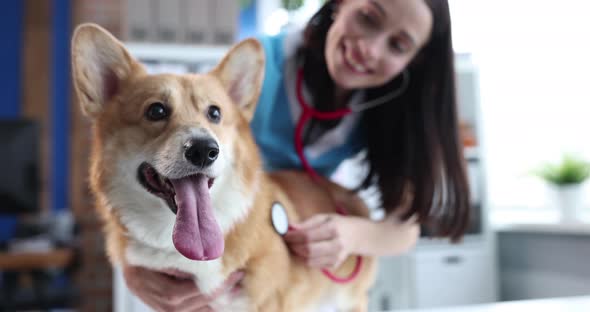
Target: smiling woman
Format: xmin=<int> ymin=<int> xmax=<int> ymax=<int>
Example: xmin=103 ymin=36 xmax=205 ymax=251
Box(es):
xmin=252 ymin=0 xmax=469 ymax=240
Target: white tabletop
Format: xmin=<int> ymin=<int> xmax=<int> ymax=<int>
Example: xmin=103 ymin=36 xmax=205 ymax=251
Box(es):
xmin=392 ymin=296 xmax=590 ymax=312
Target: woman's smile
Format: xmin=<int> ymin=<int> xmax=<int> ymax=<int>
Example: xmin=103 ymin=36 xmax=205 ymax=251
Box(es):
xmin=341 ymin=41 xmax=372 ymax=75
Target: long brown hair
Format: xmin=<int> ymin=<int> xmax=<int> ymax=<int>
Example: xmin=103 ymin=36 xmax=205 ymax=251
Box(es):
xmin=298 ymin=0 xmax=470 ymax=242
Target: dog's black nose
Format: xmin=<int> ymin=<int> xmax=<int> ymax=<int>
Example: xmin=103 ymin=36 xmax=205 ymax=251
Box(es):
xmin=184 ymin=138 xmax=219 ymax=168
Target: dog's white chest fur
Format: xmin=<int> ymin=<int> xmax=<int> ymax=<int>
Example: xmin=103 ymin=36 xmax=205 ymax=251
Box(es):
xmin=126 ymin=242 xmax=250 ymax=310
xmin=108 ymin=155 xmax=255 ymax=297
xmin=126 ymin=240 xmax=224 ymax=294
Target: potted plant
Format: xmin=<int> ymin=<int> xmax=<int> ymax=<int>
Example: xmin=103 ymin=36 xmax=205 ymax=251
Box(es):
xmin=535 ymin=155 xmax=590 ymax=222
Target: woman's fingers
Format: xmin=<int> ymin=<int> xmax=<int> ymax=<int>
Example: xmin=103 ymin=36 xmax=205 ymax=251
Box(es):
xmin=284 ymin=217 xmax=336 ymax=244
xmin=307 ymin=255 xmax=337 ymax=269
xmin=123 ymin=265 xmax=211 ymax=311
xmin=291 ymin=214 xmax=331 ymax=231
xmin=284 ymin=226 xmax=334 ymax=244
xmin=175 ymin=295 xmax=213 ymax=312
xmin=134 ymin=293 xmax=169 ymax=312
xmin=290 ymin=240 xmax=339 ymax=258
xmin=142 ymin=272 xmax=199 ymax=305
xmin=283 ymin=214 xmax=353 ymax=270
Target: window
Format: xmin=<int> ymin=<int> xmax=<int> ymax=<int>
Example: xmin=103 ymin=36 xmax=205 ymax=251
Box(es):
xmin=450 ymin=0 xmax=590 ymax=218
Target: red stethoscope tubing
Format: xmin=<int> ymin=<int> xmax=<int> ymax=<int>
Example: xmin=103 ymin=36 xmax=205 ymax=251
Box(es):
xmin=292 ymin=68 xmax=362 ymax=283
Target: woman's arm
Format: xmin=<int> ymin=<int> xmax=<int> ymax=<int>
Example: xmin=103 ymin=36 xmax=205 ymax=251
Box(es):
xmin=347 ymin=212 xmax=420 ymax=257
xmin=284 ymin=212 xmax=420 ymax=269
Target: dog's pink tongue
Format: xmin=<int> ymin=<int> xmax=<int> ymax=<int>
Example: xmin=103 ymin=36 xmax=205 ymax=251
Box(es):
xmin=171 ymin=175 xmax=223 ymax=261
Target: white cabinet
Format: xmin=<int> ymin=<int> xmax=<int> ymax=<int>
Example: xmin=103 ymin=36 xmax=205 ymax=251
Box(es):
xmin=369 ymin=256 xmax=413 ymax=311
xmin=412 ymin=244 xmax=497 ymax=308
xmin=370 ymin=242 xmax=498 ymax=311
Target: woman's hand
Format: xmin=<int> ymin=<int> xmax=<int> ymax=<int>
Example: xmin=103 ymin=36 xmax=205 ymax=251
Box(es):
xmin=283 ymin=213 xmax=357 ymax=269
xmin=122 ymin=264 xmax=243 ymax=312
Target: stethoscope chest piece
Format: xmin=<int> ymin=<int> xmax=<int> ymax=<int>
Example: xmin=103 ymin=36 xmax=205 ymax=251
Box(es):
xmin=271 ymin=202 xmax=289 ymax=236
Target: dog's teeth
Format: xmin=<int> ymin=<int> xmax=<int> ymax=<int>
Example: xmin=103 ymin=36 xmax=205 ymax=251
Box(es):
xmin=165 ymin=180 xmax=174 ymax=193
xmin=157 ymin=174 xmax=168 ymax=187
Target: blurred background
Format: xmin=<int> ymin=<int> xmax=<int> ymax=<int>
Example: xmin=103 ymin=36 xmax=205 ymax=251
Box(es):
xmin=0 ymin=0 xmax=589 ymax=311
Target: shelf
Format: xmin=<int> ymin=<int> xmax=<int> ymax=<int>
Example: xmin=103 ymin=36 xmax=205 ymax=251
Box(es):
xmin=416 ymin=234 xmax=488 ymax=250
xmin=464 ymin=146 xmax=479 ymax=160
xmin=495 ymin=222 xmax=590 ymax=236
xmin=491 ymin=209 xmax=590 ymax=235
xmin=0 ymin=248 xmax=75 ymax=270
xmin=125 ymin=42 xmax=231 ymax=63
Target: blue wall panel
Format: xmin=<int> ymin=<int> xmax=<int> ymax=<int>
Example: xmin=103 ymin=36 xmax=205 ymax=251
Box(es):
xmin=52 ymin=0 xmax=70 ymax=212
xmin=0 ymin=0 xmax=22 ymax=117
xmin=0 ymin=0 xmax=23 ymax=241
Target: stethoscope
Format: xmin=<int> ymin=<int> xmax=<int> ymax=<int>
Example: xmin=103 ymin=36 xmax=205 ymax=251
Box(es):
xmin=271 ymin=67 xmax=409 ymax=283
xmin=271 ymin=68 xmax=361 ymax=284
xmin=292 ymin=68 xmax=363 ymax=283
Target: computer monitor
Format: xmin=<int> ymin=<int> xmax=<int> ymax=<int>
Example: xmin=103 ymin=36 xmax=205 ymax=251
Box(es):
xmin=0 ymin=119 xmax=39 ymax=215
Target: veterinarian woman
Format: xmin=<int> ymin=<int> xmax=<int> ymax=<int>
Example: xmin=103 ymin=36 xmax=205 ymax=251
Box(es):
xmin=123 ymin=0 xmax=470 ymax=310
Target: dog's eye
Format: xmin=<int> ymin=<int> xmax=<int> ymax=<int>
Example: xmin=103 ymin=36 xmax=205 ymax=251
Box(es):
xmin=207 ymin=105 xmax=221 ymax=123
xmin=146 ymin=102 xmax=169 ymax=121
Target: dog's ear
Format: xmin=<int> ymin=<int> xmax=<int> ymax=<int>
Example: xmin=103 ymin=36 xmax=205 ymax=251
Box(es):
xmin=71 ymin=23 xmax=144 ymax=118
xmin=212 ymin=38 xmax=265 ymax=121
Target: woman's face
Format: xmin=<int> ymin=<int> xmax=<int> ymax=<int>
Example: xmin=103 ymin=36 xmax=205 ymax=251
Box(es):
xmin=325 ymin=0 xmax=433 ymax=90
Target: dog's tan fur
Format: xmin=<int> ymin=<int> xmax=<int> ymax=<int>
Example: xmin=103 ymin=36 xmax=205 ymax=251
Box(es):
xmin=72 ymin=23 xmax=376 ymax=311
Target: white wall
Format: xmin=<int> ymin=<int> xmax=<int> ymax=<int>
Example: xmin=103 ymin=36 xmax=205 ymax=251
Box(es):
xmin=450 ymin=0 xmax=590 ymax=212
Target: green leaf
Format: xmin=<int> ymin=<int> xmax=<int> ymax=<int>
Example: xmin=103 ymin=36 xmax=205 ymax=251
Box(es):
xmin=282 ymin=0 xmax=305 ymax=11
xmin=534 ymin=154 xmax=590 ymax=186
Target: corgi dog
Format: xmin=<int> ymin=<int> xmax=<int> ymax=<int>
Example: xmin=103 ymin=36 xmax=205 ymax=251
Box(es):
xmin=71 ymin=23 xmax=376 ymax=311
